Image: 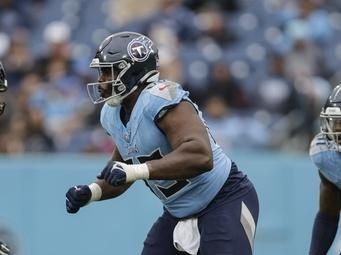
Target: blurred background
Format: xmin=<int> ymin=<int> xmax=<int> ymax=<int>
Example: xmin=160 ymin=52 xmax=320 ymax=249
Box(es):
xmin=0 ymin=0 xmax=341 ymax=254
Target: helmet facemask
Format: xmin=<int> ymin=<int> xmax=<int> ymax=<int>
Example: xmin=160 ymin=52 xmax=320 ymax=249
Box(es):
xmin=87 ymin=58 xmax=136 ymax=107
xmin=320 ymin=107 xmax=341 ymax=149
xmin=87 ymin=32 xmax=160 ymax=107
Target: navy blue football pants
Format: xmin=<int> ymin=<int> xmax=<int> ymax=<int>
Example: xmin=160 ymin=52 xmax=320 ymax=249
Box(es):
xmin=141 ymin=173 xmax=259 ymax=255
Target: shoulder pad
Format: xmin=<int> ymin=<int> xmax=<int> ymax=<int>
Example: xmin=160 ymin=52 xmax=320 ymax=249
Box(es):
xmin=142 ymin=80 xmax=189 ymax=121
xmin=147 ymin=81 xmax=179 ymax=101
xmin=309 ymin=133 xmax=329 ymax=156
xmin=309 ymin=133 xmax=339 ymax=156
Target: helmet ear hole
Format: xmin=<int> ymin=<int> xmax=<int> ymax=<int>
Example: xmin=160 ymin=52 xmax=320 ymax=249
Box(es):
xmin=115 ymin=84 xmax=126 ymax=94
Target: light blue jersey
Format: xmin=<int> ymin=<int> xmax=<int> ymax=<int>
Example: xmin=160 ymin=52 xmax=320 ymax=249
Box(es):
xmin=310 ymin=133 xmax=341 ymax=189
xmin=100 ymin=80 xmax=231 ymax=218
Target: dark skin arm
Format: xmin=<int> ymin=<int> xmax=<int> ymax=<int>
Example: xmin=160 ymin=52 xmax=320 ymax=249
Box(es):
xmin=146 ymin=101 xmax=213 ymax=180
xmin=96 ymin=148 xmax=133 ymax=200
xmin=319 ymin=173 xmax=341 ymax=217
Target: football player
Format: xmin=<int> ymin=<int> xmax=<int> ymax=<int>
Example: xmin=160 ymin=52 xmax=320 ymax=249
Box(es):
xmin=0 ymin=61 xmax=8 ymax=116
xmin=309 ymin=84 xmax=341 ymax=255
xmin=66 ymin=31 xmax=259 ymax=255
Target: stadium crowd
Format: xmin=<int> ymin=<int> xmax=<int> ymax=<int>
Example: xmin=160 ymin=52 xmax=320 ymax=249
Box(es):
xmin=0 ymin=0 xmax=341 ymax=153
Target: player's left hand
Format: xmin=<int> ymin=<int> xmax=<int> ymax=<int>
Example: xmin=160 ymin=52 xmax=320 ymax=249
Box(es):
xmin=65 ymin=185 xmax=92 ymax=214
xmin=97 ymin=161 xmax=127 ymax=186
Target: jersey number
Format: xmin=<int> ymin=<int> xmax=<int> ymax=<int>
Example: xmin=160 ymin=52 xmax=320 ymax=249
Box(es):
xmin=126 ymin=149 xmax=189 ymax=198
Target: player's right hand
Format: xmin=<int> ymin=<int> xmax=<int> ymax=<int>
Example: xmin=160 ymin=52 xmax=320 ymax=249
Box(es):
xmin=97 ymin=161 xmax=127 ymax=186
xmin=65 ymin=185 xmax=91 ymax=214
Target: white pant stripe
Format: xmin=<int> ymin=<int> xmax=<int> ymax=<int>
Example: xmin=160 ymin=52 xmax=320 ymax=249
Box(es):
xmin=240 ymin=201 xmax=256 ymax=252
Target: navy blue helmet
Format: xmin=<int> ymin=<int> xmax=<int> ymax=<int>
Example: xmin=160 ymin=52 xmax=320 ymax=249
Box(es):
xmin=320 ymin=84 xmax=341 ymax=145
xmin=87 ymin=31 xmax=159 ymax=106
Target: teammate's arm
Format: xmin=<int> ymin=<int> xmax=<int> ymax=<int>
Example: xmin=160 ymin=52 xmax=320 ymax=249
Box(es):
xmin=309 ymin=173 xmax=341 ymax=254
xmin=319 ymin=174 xmax=341 ymax=217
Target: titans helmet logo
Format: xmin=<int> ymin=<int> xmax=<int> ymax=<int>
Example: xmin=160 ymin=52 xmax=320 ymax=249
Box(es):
xmin=127 ymin=36 xmax=153 ymax=62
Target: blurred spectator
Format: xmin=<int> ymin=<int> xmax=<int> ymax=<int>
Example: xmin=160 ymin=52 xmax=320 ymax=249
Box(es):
xmin=0 ymin=0 xmax=340 ymax=153
xmin=204 ymin=95 xmax=270 ymax=151
xmin=121 ymin=0 xmax=200 ymax=43
xmin=109 ymin=0 xmax=160 ymax=27
xmin=0 ymin=112 xmax=27 ymax=153
xmin=203 ymin=95 xmax=231 ymax=151
xmin=0 ymin=33 xmax=10 ymax=58
xmin=252 ymin=53 xmax=299 ymax=114
xmin=35 ymin=21 xmax=73 ymax=77
xmin=195 ymin=6 xmax=238 ymax=47
xmin=207 ymin=61 xmax=249 ymax=109
xmin=24 ymin=106 xmax=55 ymax=152
xmin=0 ymin=0 xmax=32 ymax=32
xmin=184 ymin=0 xmax=240 ymax=12
xmin=284 ymin=0 xmax=332 ymax=45
xmin=284 ymin=38 xmax=327 ymax=81
xmin=3 ymin=29 xmax=34 ymax=86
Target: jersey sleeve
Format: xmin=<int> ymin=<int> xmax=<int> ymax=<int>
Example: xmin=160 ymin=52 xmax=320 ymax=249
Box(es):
xmin=144 ymin=81 xmax=190 ymax=122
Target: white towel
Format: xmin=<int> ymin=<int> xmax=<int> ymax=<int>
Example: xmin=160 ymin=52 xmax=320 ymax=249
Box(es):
xmin=173 ymin=218 xmax=200 ymax=255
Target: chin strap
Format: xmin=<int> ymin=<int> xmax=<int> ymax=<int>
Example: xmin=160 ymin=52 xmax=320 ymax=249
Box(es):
xmin=106 ymin=71 xmax=160 ymax=107
xmin=106 ymin=85 xmax=138 ymax=107
xmin=144 ymin=70 xmax=160 ymax=83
